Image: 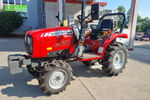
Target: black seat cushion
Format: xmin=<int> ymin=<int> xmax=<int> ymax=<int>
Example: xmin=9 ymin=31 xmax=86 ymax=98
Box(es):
xmin=99 ymin=19 xmax=113 ymax=32
xmin=90 ymin=19 xmax=113 ymax=40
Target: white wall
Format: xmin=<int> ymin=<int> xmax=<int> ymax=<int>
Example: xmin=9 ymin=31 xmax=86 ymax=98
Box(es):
xmin=44 ymin=2 xmax=91 ymax=28
xmin=44 ymin=2 xmax=58 ymax=28
xmin=12 ymin=0 xmax=40 ymax=35
xmin=12 ymin=0 xmax=44 ymax=35
xmin=27 ymin=0 xmax=40 ymax=29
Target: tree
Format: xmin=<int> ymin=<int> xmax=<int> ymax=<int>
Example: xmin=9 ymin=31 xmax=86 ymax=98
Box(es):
xmin=116 ymin=6 xmax=150 ymax=32
xmin=117 ymin=6 xmax=126 ymax=13
xmin=136 ymin=16 xmax=150 ymax=32
xmin=117 ymin=6 xmax=126 ymax=28
xmin=136 ymin=15 xmax=143 ymax=32
xmin=0 ymin=11 xmax=23 ymax=34
xmin=141 ymin=17 xmax=150 ymax=31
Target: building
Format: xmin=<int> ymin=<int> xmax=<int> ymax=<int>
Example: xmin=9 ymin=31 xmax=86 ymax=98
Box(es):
xmin=43 ymin=0 xmax=107 ymax=28
xmin=0 ymin=0 xmax=44 ymax=34
xmin=0 ymin=0 xmax=107 ymax=34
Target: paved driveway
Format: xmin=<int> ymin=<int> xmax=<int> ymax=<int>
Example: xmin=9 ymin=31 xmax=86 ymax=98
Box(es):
xmin=0 ymin=38 xmax=150 ymax=100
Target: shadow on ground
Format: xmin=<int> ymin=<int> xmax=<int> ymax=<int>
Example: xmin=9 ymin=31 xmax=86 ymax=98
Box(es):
xmin=128 ymin=44 xmax=150 ymax=64
xmin=0 ymin=67 xmax=48 ymax=98
xmin=69 ymin=61 xmax=108 ymax=78
xmin=0 ymin=62 xmax=108 ymax=98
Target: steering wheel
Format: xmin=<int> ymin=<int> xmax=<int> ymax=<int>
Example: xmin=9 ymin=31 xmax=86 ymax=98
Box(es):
xmin=77 ymin=15 xmax=82 ymax=22
xmin=77 ymin=15 xmax=81 ymax=20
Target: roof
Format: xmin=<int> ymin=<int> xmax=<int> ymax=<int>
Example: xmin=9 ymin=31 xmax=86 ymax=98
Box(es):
xmin=43 ymin=0 xmax=107 ymax=6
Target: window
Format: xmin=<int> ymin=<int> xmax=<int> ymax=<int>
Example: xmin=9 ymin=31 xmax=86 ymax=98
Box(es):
xmin=3 ymin=0 xmax=27 ymax=5
xmin=3 ymin=0 xmax=28 ymax=19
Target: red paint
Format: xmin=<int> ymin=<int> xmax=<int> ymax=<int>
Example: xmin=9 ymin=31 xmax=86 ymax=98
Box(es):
xmin=78 ymin=33 xmax=128 ymax=62
xmin=128 ymin=48 xmax=134 ymax=51
xmin=26 ymin=26 xmax=75 ymax=58
xmin=43 ymin=0 xmax=107 ymax=6
xmin=26 ymin=26 xmax=128 ymax=61
xmin=77 ymin=56 xmax=102 ymax=62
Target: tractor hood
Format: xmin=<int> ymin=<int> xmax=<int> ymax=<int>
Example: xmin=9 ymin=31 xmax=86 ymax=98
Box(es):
xmin=25 ymin=26 xmax=73 ymax=58
xmin=26 ymin=26 xmax=72 ymax=42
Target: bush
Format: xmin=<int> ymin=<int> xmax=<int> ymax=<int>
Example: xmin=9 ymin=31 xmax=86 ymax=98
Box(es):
xmin=0 ymin=11 xmax=23 ymax=34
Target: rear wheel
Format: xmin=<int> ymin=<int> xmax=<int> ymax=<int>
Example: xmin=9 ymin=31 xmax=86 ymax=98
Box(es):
xmin=102 ymin=42 xmax=127 ymax=76
xmin=39 ymin=60 xmax=73 ymax=94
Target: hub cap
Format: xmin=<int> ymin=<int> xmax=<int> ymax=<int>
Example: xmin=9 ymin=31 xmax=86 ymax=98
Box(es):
xmin=49 ymin=69 xmax=67 ymax=89
xmin=113 ymin=50 xmax=126 ymax=69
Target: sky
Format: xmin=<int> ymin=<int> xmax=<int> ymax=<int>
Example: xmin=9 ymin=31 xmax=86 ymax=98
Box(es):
xmin=97 ymin=0 xmax=150 ymax=18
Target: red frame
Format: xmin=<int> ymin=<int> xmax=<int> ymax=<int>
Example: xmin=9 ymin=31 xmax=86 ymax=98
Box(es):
xmin=26 ymin=27 xmax=128 ymax=60
xmin=26 ymin=25 xmax=128 ymax=62
xmin=43 ymin=0 xmax=107 ymax=6
xmin=77 ymin=33 xmax=128 ymax=62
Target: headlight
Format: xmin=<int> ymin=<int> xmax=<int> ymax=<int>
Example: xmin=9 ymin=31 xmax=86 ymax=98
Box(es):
xmin=25 ymin=35 xmax=33 ymax=55
xmin=27 ymin=36 xmax=32 ymax=45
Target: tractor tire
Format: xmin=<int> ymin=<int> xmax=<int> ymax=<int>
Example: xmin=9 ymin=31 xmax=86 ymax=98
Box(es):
xmin=27 ymin=65 xmax=40 ymax=77
xmin=39 ymin=60 xmax=73 ymax=94
xmin=102 ymin=42 xmax=127 ymax=76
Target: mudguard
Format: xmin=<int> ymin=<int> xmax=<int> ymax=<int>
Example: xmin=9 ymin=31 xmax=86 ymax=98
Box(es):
xmin=100 ymin=33 xmax=128 ymax=58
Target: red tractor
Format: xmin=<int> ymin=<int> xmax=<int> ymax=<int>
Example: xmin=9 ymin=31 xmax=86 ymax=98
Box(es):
xmin=8 ymin=1 xmax=128 ymax=94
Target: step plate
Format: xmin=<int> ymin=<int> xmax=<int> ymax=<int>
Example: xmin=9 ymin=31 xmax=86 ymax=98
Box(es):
xmin=77 ymin=52 xmax=102 ymax=62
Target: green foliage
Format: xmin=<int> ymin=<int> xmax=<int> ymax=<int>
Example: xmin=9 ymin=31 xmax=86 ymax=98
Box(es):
xmin=0 ymin=11 xmax=23 ymax=34
xmin=117 ymin=6 xmax=126 ymax=28
xmin=117 ymin=6 xmax=126 ymax=13
xmin=117 ymin=6 xmax=150 ymax=32
xmin=136 ymin=16 xmax=143 ymax=32
xmin=136 ymin=16 xmax=150 ymax=32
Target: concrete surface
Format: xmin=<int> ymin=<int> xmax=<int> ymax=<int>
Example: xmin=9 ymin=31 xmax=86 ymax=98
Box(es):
xmin=0 ymin=38 xmax=150 ymax=100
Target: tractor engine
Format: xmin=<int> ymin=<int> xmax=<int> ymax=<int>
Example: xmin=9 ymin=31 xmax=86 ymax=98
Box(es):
xmin=25 ymin=26 xmax=76 ymax=59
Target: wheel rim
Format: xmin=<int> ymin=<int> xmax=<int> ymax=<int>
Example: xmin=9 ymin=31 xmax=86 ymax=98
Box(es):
xmin=49 ymin=69 xmax=67 ymax=89
xmin=113 ymin=50 xmax=126 ymax=69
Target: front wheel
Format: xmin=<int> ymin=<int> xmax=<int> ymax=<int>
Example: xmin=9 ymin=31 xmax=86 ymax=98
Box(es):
xmin=27 ymin=66 xmax=40 ymax=77
xmin=39 ymin=60 xmax=73 ymax=94
xmin=102 ymin=42 xmax=127 ymax=76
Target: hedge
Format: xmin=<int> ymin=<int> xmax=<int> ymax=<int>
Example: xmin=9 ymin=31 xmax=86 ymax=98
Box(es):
xmin=0 ymin=11 xmax=23 ymax=34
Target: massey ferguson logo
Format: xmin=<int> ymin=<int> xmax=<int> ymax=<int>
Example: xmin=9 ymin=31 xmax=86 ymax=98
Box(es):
xmin=40 ymin=30 xmax=73 ymax=38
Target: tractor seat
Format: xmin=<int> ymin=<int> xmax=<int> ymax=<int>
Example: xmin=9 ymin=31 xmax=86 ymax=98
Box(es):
xmin=98 ymin=19 xmax=113 ymax=32
xmin=90 ymin=19 xmax=113 ymax=40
